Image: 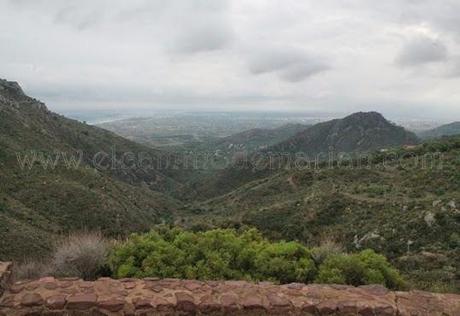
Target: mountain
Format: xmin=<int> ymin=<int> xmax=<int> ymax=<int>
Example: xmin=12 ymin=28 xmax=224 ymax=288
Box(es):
xmin=179 ymin=136 xmax=460 ymax=292
xmin=418 ymin=122 xmax=460 ymax=140
xmin=0 ymin=79 xmax=184 ymax=260
xmin=269 ymin=112 xmax=419 ymax=155
xmin=190 ymin=112 xmax=420 ymax=200
xmin=215 ymin=123 xmax=308 ymax=152
xmin=174 ymin=123 xmax=308 ymax=159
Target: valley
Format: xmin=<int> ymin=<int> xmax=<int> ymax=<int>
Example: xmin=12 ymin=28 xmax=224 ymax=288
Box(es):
xmin=0 ymin=79 xmax=459 ymax=293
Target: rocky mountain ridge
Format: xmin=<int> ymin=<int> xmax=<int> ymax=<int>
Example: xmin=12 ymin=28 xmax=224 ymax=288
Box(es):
xmin=269 ymin=111 xmax=419 ymax=155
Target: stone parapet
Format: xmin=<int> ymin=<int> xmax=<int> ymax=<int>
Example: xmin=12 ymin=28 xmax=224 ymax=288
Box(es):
xmin=0 ymin=263 xmax=458 ymax=315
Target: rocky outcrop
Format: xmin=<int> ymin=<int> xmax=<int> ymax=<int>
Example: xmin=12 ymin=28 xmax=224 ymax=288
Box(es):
xmin=0 ymin=270 xmax=458 ymax=315
xmin=0 ymin=79 xmax=24 ymax=96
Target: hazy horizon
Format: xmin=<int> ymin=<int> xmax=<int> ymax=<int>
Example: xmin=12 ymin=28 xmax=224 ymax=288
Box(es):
xmin=1 ymin=0 xmax=460 ymax=120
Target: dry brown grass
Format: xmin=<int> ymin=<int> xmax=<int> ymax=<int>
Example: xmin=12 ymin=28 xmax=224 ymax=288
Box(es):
xmin=311 ymin=238 xmax=344 ymax=266
xmin=52 ymin=231 xmax=110 ymax=280
xmin=13 ymin=260 xmax=50 ymax=281
xmin=13 ymin=232 xmax=112 ymax=281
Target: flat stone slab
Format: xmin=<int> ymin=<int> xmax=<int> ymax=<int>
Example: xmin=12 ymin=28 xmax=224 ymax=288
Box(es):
xmin=0 ymin=276 xmax=458 ymax=315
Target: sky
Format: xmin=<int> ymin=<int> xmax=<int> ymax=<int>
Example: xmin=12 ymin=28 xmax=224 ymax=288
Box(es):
xmin=1 ymin=0 xmax=460 ymax=120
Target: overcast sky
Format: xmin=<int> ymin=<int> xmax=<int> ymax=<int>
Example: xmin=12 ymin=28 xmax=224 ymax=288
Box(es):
xmin=1 ymin=0 xmax=460 ymax=119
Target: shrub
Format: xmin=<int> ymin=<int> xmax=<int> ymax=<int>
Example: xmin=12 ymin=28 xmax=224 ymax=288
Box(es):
xmin=311 ymin=239 xmax=344 ymax=266
xmin=110 ymin=227 xmax=404 ymax=288
xmin=253 ymin=241 xmax=316 ymax=283
xmin=109 ymin=226 xmax=317 ymax=283
xmin=315 ymin=249 xmax=406 ymax=289
xmin=52 ymin=232 xmax=111 ymax=280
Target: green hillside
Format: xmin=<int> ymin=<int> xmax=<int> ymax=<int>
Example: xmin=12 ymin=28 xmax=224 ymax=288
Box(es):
xmin=177 ymin=123 xmax=308 ymax=155
xmin=0 ymin=79 xmax=183 ymax=260
xmin=418 ymin=122 xmax=460 ymax=139
xmin=178 ymin=137 xmax=460 ymax=292
xmin=184 ymin=112 xmax=420 ymax=200
xmin=269 ymin=112 xmax=419 ymax=154
xmin=1 ymin=79 xmax=458 ymax=292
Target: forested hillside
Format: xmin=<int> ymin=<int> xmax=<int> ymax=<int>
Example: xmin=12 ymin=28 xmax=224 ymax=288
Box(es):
xmin=0 ymin=79 xmax=183 ymax=260
xmin=179 ymin=137 xmax=460 ymax=292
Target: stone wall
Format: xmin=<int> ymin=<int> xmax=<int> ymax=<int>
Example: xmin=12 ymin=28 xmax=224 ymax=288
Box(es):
xmin=0 ymin=262 xmax=458 ymax=315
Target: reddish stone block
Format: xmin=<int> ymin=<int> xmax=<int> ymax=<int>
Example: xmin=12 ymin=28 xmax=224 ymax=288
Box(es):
xmin=66 ymin=293 xmax=97 ymax=310
xmin=337 ymin=300 xmax=358 ymax=314
xmin=241 ymin=295 xmax=266 ymax=310
xmin=43 ymin=282 xmax=58 ymax=290
xmin=9 ymin=284 xmax=24 ymax=294
xmin=46 ymin=295 xmax=66 ymax=310
xmin=78 ymin=281 xmax=93 ymax=289
xmin=151 ymin=296 xmax=173 ymax=310
xmin=301 ymin=301 xmax=317 ymax=314
xmin=316 ymin=300 xmax=338 ymax=314
xmin=175 ymin=291 xmax=196 ymax=312
xmin=133 ymin=298 xmax=152 ymax=309
xmin=358 ymin=305 xmax=375 ymax=316
xmin=147 ymin=284 xmax=163 ymax=293
xmin=183 ymin=281 xmax=202 ymax=291
xmin=38 ymin=277 xmax=55 ymax=283
xmin=98 ymin=298 xmax=125 ymax=312
xmin=58 ymin=281 xmax=73 ymax=289
xmin=267 ymin=293 xmax=291 ymax=308
xmin=374 ymin=303 xmax=395 ymax=316
xmin=24 ymin=283 xmax=40 ymax=291
xmin=123 ymin=282 xmax=136 ymax=289
xmin=220 ymin=292 xmax=239 ymax=309
xmin=21 ymin=293 xmax=44 ymax=307
xmin=198 ymin=294 xmax=221 ymax=312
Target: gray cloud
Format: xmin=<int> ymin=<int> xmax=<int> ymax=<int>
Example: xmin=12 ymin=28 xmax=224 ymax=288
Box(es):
xmin=279 ymin=62 xmax=330 ymax=83
xmin=54 ymin=5 xmax=102 ymax=30
xmin=1 ymin=0 xmax=460 ymax=120
xmin=168 ymin=17 xmax=233 ymax=54
xmin=445 ymin=56 xmax=460 ymax=78
xmin=249 ymin=49 xmax=329 ymax=82
xmin=396 ymin=36 xmax=448 ymax=67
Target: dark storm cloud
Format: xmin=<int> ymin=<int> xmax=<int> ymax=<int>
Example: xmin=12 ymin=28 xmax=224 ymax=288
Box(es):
xmin=396 ymin=36 xmax=448 ymax=67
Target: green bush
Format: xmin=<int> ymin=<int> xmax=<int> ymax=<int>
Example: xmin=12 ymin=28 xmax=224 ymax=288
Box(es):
xmin=253 ymin=241 xmax=316 ymax=283
xmin=315 ymin=249 xmax=405 ymax=289
xmin=109 ymin=227 xmax=404 ymax=289
xmin=311 ymin=239 xmax=344 ymax=266
xmin=109 ymin=226 xmax=316 ymax=283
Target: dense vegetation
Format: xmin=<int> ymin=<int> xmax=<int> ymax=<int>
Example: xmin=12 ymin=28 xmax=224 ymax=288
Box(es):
xmin=179 ymin=137 xmax=460 ymax=292
xmin=1 ymin=79 xmax=459 ymax=294
xmin=269 ymin=111 xmax=419 ymax=154
xmin=0 ymin=79 xmax=181 ymax=260
xmin=109 ymin=227 xmax=405 ymax=289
